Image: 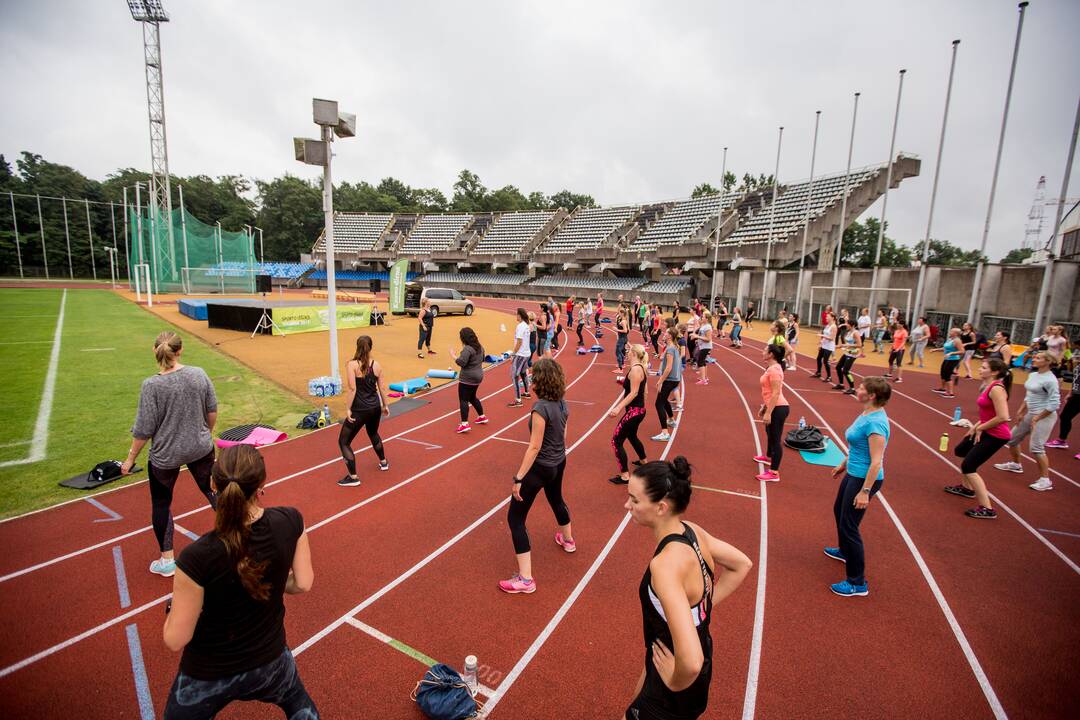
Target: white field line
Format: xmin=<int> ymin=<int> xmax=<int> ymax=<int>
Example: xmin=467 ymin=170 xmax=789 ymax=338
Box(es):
xmin=481 ymin=387 xmax=686 ymax=714
xmin=0 ymin=341 xmax=52 ymax=345
xmin=294 ymin=350 xmax=609 ymax=656
xmin=719 ymin=344 xmax=1008 ymax=720
xmin=692 ymin=485 xmax=762 ymax=501
xmin=0 ymin=332 xmax=586 ymax=578
xmin=0 ymin=440 xmax=31 ymax=449
xmin=710 ymin=361 xmax=769 ymax=720
xmin=0 ymin=289 xmax=66 ymax=469
xmin=1037 ymin=528 xmax=1080 ymax=539
xmin=0 ymin=336 xmax=599 ymax=676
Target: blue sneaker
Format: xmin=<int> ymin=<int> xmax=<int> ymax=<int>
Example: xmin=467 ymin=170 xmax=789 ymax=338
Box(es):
xmin=150 ymin=558 xmax=176 ymax=578
xmin=830 ymin=580 xmax=868 ymax=597
xmin=823 ymin=547 xmax=846 ymax=563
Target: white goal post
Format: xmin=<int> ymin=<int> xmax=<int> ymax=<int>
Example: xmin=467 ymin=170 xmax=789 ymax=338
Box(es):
xmin=808 ymin=286 xmax=911 ymax=326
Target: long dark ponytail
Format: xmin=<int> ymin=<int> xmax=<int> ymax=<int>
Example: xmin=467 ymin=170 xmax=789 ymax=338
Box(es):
xmin=352 ymin=335 xmax=373 ymax=376
xmin=460 ymin=327 xmax=483 ymax=357
xmin=211 ymin=445 xmax=271 ymax=601
xmin=986 ymin=358 xmax=1013 ymax=397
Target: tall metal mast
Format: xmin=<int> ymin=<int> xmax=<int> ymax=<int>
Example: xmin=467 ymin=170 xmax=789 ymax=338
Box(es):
xmin=127 ymin=1 xmax=176 ymax=285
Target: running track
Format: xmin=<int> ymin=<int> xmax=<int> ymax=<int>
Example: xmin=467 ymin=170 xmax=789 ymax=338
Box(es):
xmin=0 ymin=297 xmax=1076 ymax=718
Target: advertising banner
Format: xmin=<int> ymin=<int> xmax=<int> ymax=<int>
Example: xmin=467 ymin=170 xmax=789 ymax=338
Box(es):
xmin=389 ymin=258 xmax=409 ymax=314
xmin=272 ymin=304 xmax=372 ymax=335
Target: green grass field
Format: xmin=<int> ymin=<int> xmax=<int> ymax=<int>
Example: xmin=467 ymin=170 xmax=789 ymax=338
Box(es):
xmin=0 ymin=288 xmax=314 ymax=518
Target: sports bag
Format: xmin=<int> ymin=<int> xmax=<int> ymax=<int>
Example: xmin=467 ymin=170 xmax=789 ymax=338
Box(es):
xmin=412 ymin=664 xmax=480 ymax=720
xmin=88 ymin=460 xmax=124 ymax=485
xmin=784 ymin=425 xmax=826 ymax=453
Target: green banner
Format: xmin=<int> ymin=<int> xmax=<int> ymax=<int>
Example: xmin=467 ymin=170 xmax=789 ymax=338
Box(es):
xmin=272 ymin=304 xmax=372 ymax=335
xmin=389 ymin=258 xmax=409 ymax=314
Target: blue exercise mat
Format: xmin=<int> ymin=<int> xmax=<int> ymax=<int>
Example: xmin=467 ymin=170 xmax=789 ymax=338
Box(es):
xmin=799 ymin=438 xmax=846 ymax=467
xmin=426 ymin=368 xmax=457 ymax=379
xmin=389 ymin=377 xmax=431 ymax=394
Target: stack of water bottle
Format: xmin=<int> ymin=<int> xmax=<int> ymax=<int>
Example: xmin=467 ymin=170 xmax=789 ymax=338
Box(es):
xmin=308 ymin=376 xmax=342 ymax=397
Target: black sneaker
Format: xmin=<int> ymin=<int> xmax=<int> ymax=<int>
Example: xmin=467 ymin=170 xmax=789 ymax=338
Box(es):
xmin=810 ymin=373 xmax=821 ymax=378
xmin=608 ymin=475 xmax=629 ymax=485
xmin=833 ymin=384 xmax=845 ymax=390
xmin=965 ymin=505 xmax=997 ymax=519
xmin=522 ymin=392 xmax=532 ymax=398
xmin=338 ymin=475 xmax=361 ymax=487
xmin=632 ymin=459 xmax=646 ymax=467
xmin=944 ymin=484 xmax=976 ymax=498
xmin=844 ymin=388 xmax=857 ymax=395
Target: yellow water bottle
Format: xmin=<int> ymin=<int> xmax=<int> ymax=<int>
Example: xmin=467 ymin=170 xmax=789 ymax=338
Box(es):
xmin=938 ymin=432 xmax=949 ymax=452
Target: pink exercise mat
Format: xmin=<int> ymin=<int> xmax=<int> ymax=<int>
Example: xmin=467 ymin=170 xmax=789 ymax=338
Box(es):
xmin=216 ymin=426 xmax=288 ymax=448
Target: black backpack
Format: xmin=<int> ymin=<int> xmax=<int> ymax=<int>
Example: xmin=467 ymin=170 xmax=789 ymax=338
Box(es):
xmin=785 ymin=426 xmax=826 ymax=453
xmin=89 ymin=460 xmax=124 ymax=485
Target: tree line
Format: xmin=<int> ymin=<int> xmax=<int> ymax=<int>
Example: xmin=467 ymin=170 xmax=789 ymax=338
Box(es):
xmin=0 ymin=150 xmax=1024 ymax=276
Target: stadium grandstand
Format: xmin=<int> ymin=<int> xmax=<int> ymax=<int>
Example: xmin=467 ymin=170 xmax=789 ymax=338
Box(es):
xmin=538 ymin=205 xmax=638 ymax=253
xmin=313 ymin=212 xmax=392 ymax=253
xmin=471 ymin=210 xmax=559 ymax=254
xmin=418 ymin=272 xmax=528 ymax=286
xmin=400 ymin=213 xmax=473 ymax=255
xmin=627 ymin=192 xmax=738 ymax=252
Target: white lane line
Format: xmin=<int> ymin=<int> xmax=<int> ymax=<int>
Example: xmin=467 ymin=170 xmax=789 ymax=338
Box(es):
xmin=711 ymin=361 xmax=769 ymax=720
xmin=0 ymin=440 xmax=31 ymax=449
xmin=1037 ymin=528 xmax=1080 ymax=539
xmin=86 ymin=497 xmax=123 ymax=523
xmin=395 ymin=438 xmax=442 ymax=450
xmin=0 ymin=289 xmax=65 ymax=469
xmin=719 ymin=344 xmax=1008 ymax=720
xmin=692 ymin=485 xmax=762 ymax=501
xmin=0 ymin=341 xmax=52 ymax=345
xmin=482 ymin=386 xmax=686 ymax=714
xmin=112 ymin=546 xmax=131 ymax=609
xmin=174 ymin=524 xmax=199 ymax=541
xmin=80 ymin=347 xmax=115 ymax=353
xmin=492 ymin=437 xmax=530 ymax=446
xmin=124 ymin=623 xmax=155 ymax=720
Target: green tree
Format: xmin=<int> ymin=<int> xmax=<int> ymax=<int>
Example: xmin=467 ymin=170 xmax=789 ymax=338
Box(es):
xmin=376 ymin=177 xmax=412 ymax=208
xmin=909 ymin=238 xmax=987 ymax=266
xmin=691 ymin=183 xmax=718 ymax=198
xmin=839 ymin=218 xmax=912 ymax=268
xmin=255 ymin=175 xmax=321 ymax=260
xmin=1000 ymin=247 xmax=1033 ymax=264
xmin=484 ymin=185 xmax=529 ymax=212
xmin=412 ymin=187 xmax=448 ymax=213
xmin=451 ymin=169 xmax=487 ymax=212
xmin=722 ymin=171 xmax=737 ymax=193
xmin=548 ymin=189 xmax=595 ymax=210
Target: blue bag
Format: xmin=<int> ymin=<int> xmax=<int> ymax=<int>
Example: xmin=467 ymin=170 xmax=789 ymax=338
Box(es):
xmin=412 ymin=664 xmax=479 ymax=719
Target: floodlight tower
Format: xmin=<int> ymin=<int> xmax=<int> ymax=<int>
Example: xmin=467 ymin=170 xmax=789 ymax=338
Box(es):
xmin=1024 ymin=176 xmax=1046 ymax=251
xmin=127 ymin=0 xmax=176 ymax=284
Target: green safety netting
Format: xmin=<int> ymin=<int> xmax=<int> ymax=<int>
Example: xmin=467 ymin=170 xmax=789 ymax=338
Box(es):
xmin=127 ymin=206 xmax=256 ymax=294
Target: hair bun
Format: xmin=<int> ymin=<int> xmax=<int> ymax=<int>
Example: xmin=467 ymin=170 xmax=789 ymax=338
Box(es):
xmin=670 ymin=455 xmax=691 ymax=482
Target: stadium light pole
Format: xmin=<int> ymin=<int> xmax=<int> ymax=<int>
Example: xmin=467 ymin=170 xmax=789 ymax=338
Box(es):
xmin=256 ymin=226 xmax=264 ymax=264
xmin=177 ymin=183 xmax=189 ymax=289
xmin=868 ymin=69 xmax=906 ymax=313
xmin=760 ymin=126 xmax=783 ymax=315
xmin=296 ymin=98 xmax=356 ymax=384
xmin=1032 ymin=96 xmax=1079 ymax=338
xmin=84 ymin=199 xmax=97 ymax=280
xmin=968 ymin=1 xmax=1029 ymax=325
xmin=8 ymin=192 xmax=24 ymax=278
xmin=913 ymin=41 xmax=960 ymax=323
xmin=830 ymin=92 xmax=860 ymax=313
xmin=794 ymin=111 xmax=821 ymax=320
xmin=36 ymin=194 xmax=49 ymax=280
xmin=709 ymin=146 xmax=728 ymax=308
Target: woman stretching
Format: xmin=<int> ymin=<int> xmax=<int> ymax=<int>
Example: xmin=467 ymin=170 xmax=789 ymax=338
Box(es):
xmin=812 ymin=312 xmax=837 ymax=383
xmin=653 ymin=328 xmax=683 ymax=443
xmin=994 ymin=351 xmax=1061 ymax=492
xmin=122 ymin=332 xmax=218 ymax=578
xmin=754 ymin=344 xmax=789 ymax=482
xmin=338 ymin=336 xmax=390 ymax=487
xmin=450 ymin=327 xmax=488 ymax=434
xmin=729 ymin=308 xmax=743 ymax=347
xmin=499 ymin=358 xmax=573 ymax=594
xmin=162 ymin=445 xmax=317 ymax=719
xmin=623 ymin=457 xmax=752 ymax=720
xmin=649 ymin=306 xmax=663 ymax=356
xmin=716 ymin=301 xmax=730 ymax=339
xmin=417 ymin=298 xmax=435 ymax=358
xmin=945 ymin=359 xmax=1012 ymax=519
xmin=610 ymin=344 xmax=649 ymax=485
xmin=824 ymin=377 xmax=891 ymax=597
xmin=695 ymin=311 xmax=714 ymax=385
xmin=833 ymin=323 xmax=862 ymax=395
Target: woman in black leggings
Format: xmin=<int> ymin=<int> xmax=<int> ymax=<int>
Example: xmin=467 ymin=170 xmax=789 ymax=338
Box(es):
xmin=812 ymin=312 xmax=838 ymax=382
xmin=338 ymin=335 xmax=390 ymax=487
xmin=450 ymin=327 xmax=488 ymax=434
xmin=755 ymin=344 xmax=790 ymax=482
xmin=610 ymin=344 xmax=649 ymax=485
xmin=500 ymin=358 xmax=573 ymax=594
xmin=652 ymin=328 xmax=683 ymax=443
xmin=1049 ymin=375 xmax=1078 ymax=450
xmin=944 ymin=359 xmax=1012 ymax=516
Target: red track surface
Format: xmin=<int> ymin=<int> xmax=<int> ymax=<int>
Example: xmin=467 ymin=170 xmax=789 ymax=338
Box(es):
xmin=0 ymin=297 xmax=1077 ymax=719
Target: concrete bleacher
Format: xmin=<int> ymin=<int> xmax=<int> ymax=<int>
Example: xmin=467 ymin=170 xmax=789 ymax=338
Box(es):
xmin=472 ymin=211 xmax=556 ymax=254
xmin=637 ymin=277 xmax=694 ymax=294
xmin=418 ymin=272 xmax=527 ymax=286
xmin=723 ymin=167 xmax=881 ymax=246
xmin=529 ymin=275 xmax=646 ymax=291
xmin=313 ymin=213 xmax=393 ymax=253
xmin=539 ymin=206 xmax=638 ymax=253
xmin=628 ymin=193 xmax=737 ymax=251
xmin=401 ymin=214 xmax=473 ymax=255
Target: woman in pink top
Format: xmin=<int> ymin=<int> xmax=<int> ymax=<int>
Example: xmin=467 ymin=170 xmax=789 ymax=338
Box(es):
xmin=754 ymin=344 xmax=789 ymax=482
xmin=944 ymin=358 xmax=1012 ymax=517
xmin=885 ymin=320 xmax=908 ymax=382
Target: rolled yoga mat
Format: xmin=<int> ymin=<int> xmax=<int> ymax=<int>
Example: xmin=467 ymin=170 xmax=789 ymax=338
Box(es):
xmin=426 ymin=368 xmax=458 ymax=379
xmin=389 ymin=377 xmax=431 ymax=394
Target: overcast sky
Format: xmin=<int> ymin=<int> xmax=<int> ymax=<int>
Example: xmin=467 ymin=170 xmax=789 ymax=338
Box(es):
xmin=1 ymin=0 xmax=1078 ymax=260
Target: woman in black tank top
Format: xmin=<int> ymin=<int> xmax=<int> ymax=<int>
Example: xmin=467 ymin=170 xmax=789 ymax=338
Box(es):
xmin=609 ymin=344 xmax=649 ymax=485
xmin=624 ymin=458 xmax=753 ymax=720
xmin=338 ymin=336 xmax=390 ymax=487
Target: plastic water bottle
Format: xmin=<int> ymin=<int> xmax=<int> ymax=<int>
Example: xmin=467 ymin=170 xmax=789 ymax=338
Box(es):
xmin=463 ymin=655 xmax=478 ymax=697
xmin=939 ymin=433 xmax=949 ymax=452
xmin=953 ymin=406 xmax=963 ymax=422
xmin=798 ymin=416 xmax=806 ymax=430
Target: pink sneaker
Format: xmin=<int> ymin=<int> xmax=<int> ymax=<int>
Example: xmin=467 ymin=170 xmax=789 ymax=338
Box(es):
xmin=695 ymin=379 xmax=706 ymax=385
xmin=1044 ymin=438 xmax=1068 ymax=449
xmin=474 ymin=415 xmax=489 ymax=425
xmin=752 ymin=455 xmax=769 ymax=463
xmin=756 ymin=470 xmax=780 ymax=482
xmin=456 ymin=422 xmax=471 ymax=434
xmin=555 ymin=532 xmax=577 ymax=553
xmin=498 ymin=574 xmax=536 ymax=594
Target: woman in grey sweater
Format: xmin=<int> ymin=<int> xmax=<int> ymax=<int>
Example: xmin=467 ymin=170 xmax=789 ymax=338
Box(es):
xmin=449 ymin=327 xmax=488 ymax=434
xmin=121 ymin=332 xmax=218 ymax=578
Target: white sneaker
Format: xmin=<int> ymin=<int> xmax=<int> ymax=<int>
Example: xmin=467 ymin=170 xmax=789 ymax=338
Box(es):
xmin=651 ymin=432 xmax=671 ymax=442
xmin=994 ymin=462 xmax=1023 ymax=474
xmin=668 ymin=418 xmax=678 ymax=428
xmin=1028 ymin=478 xmax=1053 ymax=492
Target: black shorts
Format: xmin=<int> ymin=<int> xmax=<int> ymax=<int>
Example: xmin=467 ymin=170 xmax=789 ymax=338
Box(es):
xmin=955 ymin=433 xmax=1009 ymax=474
xmin=695 ymin=348 xmax=711 ymax=366
xmin=940 ymin=359 xmax=960 ymax=382
xmin=889 ymin=349 xmax=905 ymax=366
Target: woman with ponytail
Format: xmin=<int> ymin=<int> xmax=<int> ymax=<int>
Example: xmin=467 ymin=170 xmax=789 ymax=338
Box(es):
xmin=944 ymin=359 xmax=1012 ymax=518
xmin=449 ymin=327 xmax=488 ymax=434
xmin=623 ymin=456 xmax=752 ymax=720
xmin=122 ymin=331 xmax=218 ymax=578
xmin=609 ymin=343 xmax=649 ymax=485
xmin=338 ymin=335 xmax=390 ymax=487
xmin=163 ymin=445 xmax=317 ymax=719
